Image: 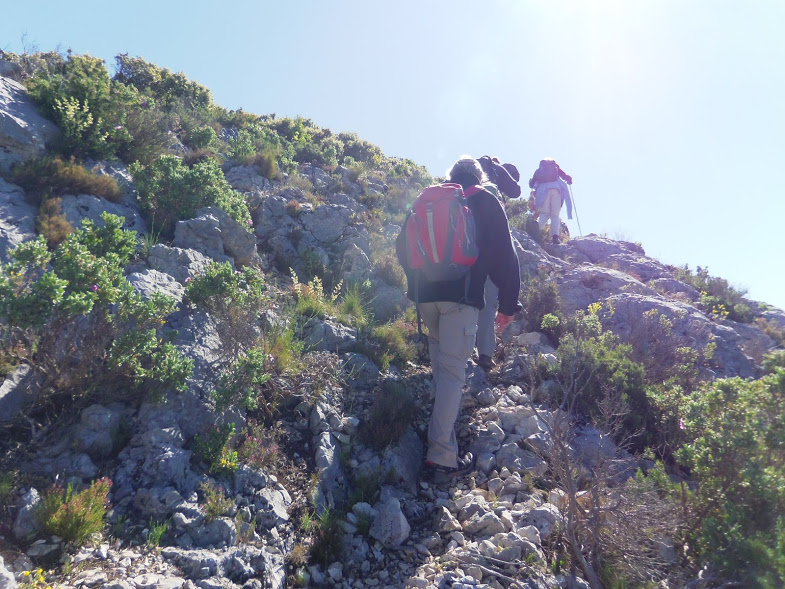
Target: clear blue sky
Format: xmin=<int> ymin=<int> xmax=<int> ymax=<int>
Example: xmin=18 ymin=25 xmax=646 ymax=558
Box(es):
xmin=3 ymin=0 xmax=784 ymax=310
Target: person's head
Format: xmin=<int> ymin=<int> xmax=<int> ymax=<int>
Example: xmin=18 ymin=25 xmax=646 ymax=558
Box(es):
xmin=447 ymin=156 xmax=486 ymax=189
xmin=540 ymin=158 xmax=556 ymax=166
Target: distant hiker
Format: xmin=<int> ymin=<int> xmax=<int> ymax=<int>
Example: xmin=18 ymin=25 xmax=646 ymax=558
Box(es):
xmin=396 ymin=156 xmax=522 ymax=480
xmin=528 ymin=158 xmax=573 ymax=244
xmin=478 ymin=155 xmax=522 ymax=201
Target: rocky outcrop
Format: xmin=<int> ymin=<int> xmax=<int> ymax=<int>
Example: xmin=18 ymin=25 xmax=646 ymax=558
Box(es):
xmin=173 ymin=206 xmax=260 ymax=268
xmin=0 ymin=75 xmax=59 ymax=173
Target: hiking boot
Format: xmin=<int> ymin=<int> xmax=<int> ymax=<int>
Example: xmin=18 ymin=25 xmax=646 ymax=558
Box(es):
xmin=424 ymin=453 xmax=475 ymax=484
xmin=477 ymin=354 xmax=495 ymax=371
xmin=552 ymin=234 xmax=560 ymax=245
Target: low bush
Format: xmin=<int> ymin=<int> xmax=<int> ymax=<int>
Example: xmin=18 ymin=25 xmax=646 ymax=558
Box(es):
xmin=359 ymin=380 xmax=416 ymax=449
xmin=37 ymin=477 xmax=112 ymax=544
xmin=198 ymin=481 xmax=233 ymax=522
xmin=238 ymin=422 xmax=280 ymax=470
xmin=675 ymin=265 xmax=753 ymax=323
xmin=676 ymin=372 xmax=785 ymax=587
xmin=131 ymin=155 xmax=250 ymax=239
xmin=523 ymin=270 xmax=565 ymax=341
xmin=213 ymin=348 xmax=272 ymax=414
xmin=36 ymin=196 xmax=73 ymax=249
xmin=7 ymin=156 xmax=123 ymax=206
xmin=0 ymin=213 xmax=191 ymax=405
xmin=361 ymin=320 xmax=416 ymax=372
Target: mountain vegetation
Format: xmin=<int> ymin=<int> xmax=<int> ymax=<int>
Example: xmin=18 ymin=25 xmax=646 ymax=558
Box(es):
xmin=0 ymin=49 xmax=783 ymax=589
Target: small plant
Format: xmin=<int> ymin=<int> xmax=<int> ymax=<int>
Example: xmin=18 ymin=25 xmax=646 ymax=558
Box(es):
xmin=310 ymin=507 xmax=343 ymax=568
xmin=36 ymin=196 xmax=73 ymax=249
xmin=192 ymin=423 xmax=238 ymax=477
xmin=287 ymin=542 xmax=310 ymax=566
xmin=291 ymin=269 xmax=341 ymax=319
xmin=237 ymin=422 xmax=280 ymax=469
xmin=199 ymin=481 xmax=234 ymax=522
xmin=37 ymin=477 xmax=112 ymax=544
xmin=145 ymin=518 xmax=168 ymax=547
xmin=213 ymin=348 xmax=272 ymax=413
xmin=359 ymin=380 xmax=416 ymax=449
xmin=362 ymin=320 xmax=416 ymax=371
xmin=17 ymin=568 xmax=52 ymax=589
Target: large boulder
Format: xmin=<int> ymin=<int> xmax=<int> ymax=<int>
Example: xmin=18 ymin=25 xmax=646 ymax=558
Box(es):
xmin=0 ymin=75 xmax=60 ymax=173
xmin=174 ymin=206 xmax=260 ymax=268
xmin=148 ymin=244 xmax=216 ymax=284
xmin=60 ymin=193 xmax=146 ymax=234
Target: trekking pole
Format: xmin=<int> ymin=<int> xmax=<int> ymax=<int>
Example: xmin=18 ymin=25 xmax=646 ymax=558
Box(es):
xmin=568 ymin=185 xmax=583 ymax=236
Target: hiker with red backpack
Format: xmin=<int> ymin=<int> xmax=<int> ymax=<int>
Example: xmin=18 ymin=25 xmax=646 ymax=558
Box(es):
xmin=396 ymin=156 xmax=521 ymax=480
xmin=528 ymin=158 xmax=573 ymax=244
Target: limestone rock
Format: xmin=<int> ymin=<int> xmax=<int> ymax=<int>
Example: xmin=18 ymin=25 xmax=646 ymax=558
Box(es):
xmin=0 ymin=75 xmax=59 ymax=173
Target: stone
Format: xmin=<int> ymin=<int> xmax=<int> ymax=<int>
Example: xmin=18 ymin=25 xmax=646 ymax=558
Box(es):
xmin=0 ymin=76 xmax=60 ymax=173
xmin=0 ymin=177 xmax=36 ymax=262
xmin=60 ymin=193 xmax=146 ymax=235
xmin=127 ymin=269 xmax=185 ymax=303
xmin=174 ymin=206 xmax=260 ymax=268
xmin=148 ymin=244 xmax=215 ymax=284
xmin=72 ymin=404 xmax=122 ymax=460
xmin=13 ymin=488 xmax=41 ymax=542
xmin=369 ymin=498 xmax=410 ymax=547
xmin=0 ymin=364 xmax=34 ymax=424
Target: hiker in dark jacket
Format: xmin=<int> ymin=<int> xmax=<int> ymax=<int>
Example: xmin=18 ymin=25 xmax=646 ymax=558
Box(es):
xmin=476 ymin=156 xmax=522 ymax=370
xmin=478 ymin=155 xmax=522 ymax=201
xmin=395 ymin=157 xmax=522 ymax=478
xmin=528 ymin=158 xmax=573 ymax=244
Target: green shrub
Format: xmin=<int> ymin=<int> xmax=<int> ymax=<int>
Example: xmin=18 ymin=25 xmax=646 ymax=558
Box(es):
xmin=213 ymin=348 xmax=272 ymax=413
xmin=675 ymin=265 xmax=752 ymax=323
xmin=192 ymin=423 xmax=238 ymax=477
xmin=550 ymin=310 xmax=650 ymax=447
xmin=676 ymin=372 xmax=785 ymax=587
xmin=8 ymin=156 xmax=123 ymax=206
xmin=24 ymin=53 xmax=135 ymax=160
xmin=37 ymin=477 xmax=112 ymax=544
xmin=131 ymin=155 xmax=250 ymax=239
xmin=114 ymin=54 xmax=213 ymax=110
xmin=523 ymin=270 xmax=564 ymax=340
xmin=0 ymin=213 xmax=191 ymax=400
xmin=185 ymin=262 xmax=270 ymax=359
xmin=361 ymin=320 xmax=416 ymax=371
xmin=187 ymin=126 xmax=217 ymax=149
xmin=359 ymin=380 xmax=416 ymax=449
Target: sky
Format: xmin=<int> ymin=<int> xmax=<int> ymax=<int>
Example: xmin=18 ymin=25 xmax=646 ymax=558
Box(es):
xmin=2 ymin=0 xmax=784 ymax=310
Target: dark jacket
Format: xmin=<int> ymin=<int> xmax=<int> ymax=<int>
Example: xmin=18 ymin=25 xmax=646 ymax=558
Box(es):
xmin=396 ymin=183 xmax=522 ymax=316
xmin=528 ymin=162 xmax=572 ymax=188
xmin=478 ymin=156 xmax=522 ymax=200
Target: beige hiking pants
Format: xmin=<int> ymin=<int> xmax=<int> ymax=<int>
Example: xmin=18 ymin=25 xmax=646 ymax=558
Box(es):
xmin=538 ymin=187 xmax=563 ymax=237
xmin=419 ymin=301 xmax=479 ymax=468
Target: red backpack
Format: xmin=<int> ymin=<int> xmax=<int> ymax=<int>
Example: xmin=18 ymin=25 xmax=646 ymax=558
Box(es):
xmin=403 ymin=183 xmax=479 ymax=282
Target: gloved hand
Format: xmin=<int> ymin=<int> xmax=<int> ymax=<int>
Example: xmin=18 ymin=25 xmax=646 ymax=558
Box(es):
xmin=495 ymin=313 xmax=513 ymax=330
xmin=566 ymin=178 xmax=572 ymax=185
